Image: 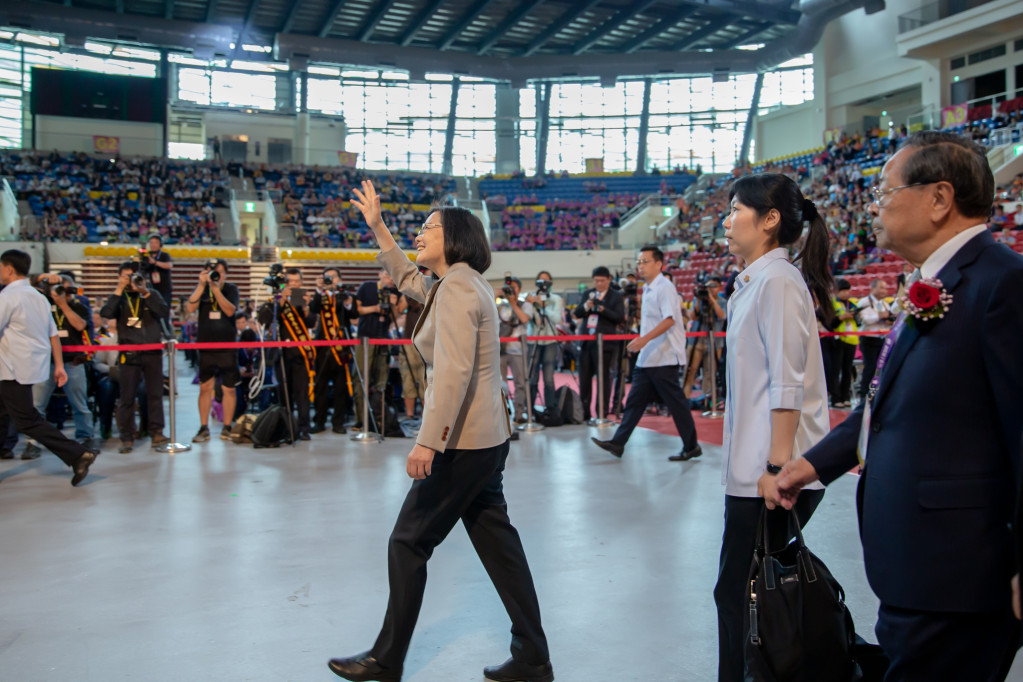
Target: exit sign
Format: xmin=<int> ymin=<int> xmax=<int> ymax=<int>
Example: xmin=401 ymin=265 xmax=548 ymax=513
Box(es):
xmin=244 ymin=201 xmax=255 ymax=212
xmin=663 ymin=207 xmax=674 ymax=217
xmin=1015 ymin=144 xmax=1023 ymax=157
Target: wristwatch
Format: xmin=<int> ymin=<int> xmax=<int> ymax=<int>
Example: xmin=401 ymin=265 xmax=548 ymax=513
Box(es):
xmin=765 ymin=462 xmax=783 ymax=475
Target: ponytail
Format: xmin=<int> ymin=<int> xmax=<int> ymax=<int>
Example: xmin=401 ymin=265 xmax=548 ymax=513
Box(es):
xmin=794 ymin=211 xmax=834 ymax=317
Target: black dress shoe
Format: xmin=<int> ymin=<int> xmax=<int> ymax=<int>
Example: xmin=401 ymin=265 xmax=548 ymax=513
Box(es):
xmin=310 ymin=424 xmax=327 ymax=434
xmin=327 ymin=652 xmax=401 ymax=681
xmin=483 ymin=657 xmax=555 ymax=682
xmin=298 ymin=432 xmax=311 ymax=441
xmin=332 ymin=425 xmax=347 ymax=434
xmin=591 ymin=437 xmax=624 ymax=458
xmin=21 ymin=442 xmax=42 ymax=460
xmin=71 ymin=450 xmax=98 ymax=487
xmin=668 ymin=444 xmax=703 ymax=462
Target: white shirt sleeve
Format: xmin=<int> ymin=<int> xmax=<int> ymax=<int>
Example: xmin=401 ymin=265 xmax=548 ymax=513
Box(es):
xmin=48 ymin=315 xmax=58 ymax=338
xmin=756 ymin=275 xmax=810 ymax=411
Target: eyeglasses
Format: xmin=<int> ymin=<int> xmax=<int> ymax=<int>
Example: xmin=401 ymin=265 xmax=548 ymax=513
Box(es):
xmin=871 ymin=182 xmax=935 ymax=206
xmin=417 ymin=223 xmax=443 ymax=238
xmin=636 ymin=259 xmax=654 ymax=265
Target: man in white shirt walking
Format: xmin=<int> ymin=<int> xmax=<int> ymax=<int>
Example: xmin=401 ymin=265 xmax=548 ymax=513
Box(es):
xmin=0 ymin=250 xmax=97 ymax=486
xmin=855 ymin=278 xmax=893 ymax=402
xmin=592 ymin=245 xmax=701 ymax=461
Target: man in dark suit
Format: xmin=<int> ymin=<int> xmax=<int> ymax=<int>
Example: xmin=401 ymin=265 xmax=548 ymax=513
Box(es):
xmin=572 ymin=266 xmax=624 ymax=422
xmin=773 ymin=131 xmax=1023 ymax=681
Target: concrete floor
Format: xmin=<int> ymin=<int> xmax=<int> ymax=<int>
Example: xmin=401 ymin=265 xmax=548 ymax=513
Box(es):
xmin=1 ymin=369 xmax=1021 ymax=681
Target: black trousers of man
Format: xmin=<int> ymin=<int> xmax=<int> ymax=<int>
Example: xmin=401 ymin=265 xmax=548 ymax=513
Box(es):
xmin=578 ymin=340 xmax=618 ymax=421
xmin=875 ymin=602 xmax=1019 ymax=682
xmin=282 ymin=353 xmax=312 ymax=436
xmin=117 ymin=353 xmax=164 ymax=439
xmin=828 ymin=341 xmax=856 ymax=404
xmin=857 ymin=336 xmax=884 ymax=401
xmin=608 ymin=365 xmax=697 ymax=452
xmin=0 ymin=380 xmax=87 ymax=466
xmin=371 ymin=440 xmax=549 ymax=670
xmin=714 ymin=491 xmax=825 ymax=682
xmin=313 ymin=351 xmax=351 ymax=430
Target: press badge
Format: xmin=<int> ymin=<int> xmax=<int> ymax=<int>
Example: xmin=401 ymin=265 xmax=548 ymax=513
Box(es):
xmin=587 ymin=314 xmax=599 ymax=331
xmin=209 ymin=311 xmax=221 ymax=320
xmin=151 ymin=272 xmax=161 ymax=284
xmin=58 ymin=329 xmax=69 ymax=338
xmin=127 ymin=317 xmax=142 ymax=328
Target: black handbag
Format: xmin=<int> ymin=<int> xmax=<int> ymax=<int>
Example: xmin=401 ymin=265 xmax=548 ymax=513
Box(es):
xmin=744 ymin=508 xmax=862 ymax=682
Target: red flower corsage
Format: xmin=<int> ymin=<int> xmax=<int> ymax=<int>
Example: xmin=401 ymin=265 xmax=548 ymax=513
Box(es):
xmin=900 ymin=279 xmax=952 ymax=322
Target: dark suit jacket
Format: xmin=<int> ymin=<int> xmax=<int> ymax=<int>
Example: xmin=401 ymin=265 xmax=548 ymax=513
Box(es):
xmin=805 ymin=230 xmax=1023 ymax=613
xmin=572 ymin=287 xmax=625 ymax=337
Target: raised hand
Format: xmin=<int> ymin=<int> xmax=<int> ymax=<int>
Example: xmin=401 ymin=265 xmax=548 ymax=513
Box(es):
xmin=350 ymin=180 xmax=383 ymax=229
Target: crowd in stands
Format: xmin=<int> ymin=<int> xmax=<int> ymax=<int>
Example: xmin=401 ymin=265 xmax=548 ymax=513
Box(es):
xmin=2 ymin=151 xmax=228 ymax=244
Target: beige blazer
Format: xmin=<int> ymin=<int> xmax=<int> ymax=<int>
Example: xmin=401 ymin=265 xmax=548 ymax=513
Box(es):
xmin=378 ymin=246 xmax=511 ymax=452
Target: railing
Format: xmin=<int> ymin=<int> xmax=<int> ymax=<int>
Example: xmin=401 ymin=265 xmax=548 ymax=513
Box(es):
xmin=898 ymin=0 xmax=996 ymax=32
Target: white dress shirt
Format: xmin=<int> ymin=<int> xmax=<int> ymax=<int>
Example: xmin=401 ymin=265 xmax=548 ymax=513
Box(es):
xmin=722 ymin=249 xmax=828 ymax=497
xmin=0 ymin=278 xmax=59 ymax=385
xmin=919 ymin=224 xmax=988 ymax=280
xmin=636 ymin=273 xmax=688 ymax=368
xmin=856 ymin=294 xmax=893 ymax=332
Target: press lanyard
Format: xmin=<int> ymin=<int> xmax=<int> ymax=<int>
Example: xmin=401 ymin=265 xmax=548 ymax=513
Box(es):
xmin=127 ymin=294 xmax=141 ymax=319
xmin=209 ymin=286 xmax=218 ymax=312
xmin=866 ymin=313 xmax=906 ymax=405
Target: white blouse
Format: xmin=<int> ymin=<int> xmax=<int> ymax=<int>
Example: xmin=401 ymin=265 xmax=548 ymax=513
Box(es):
xmin=722 ymin=248 xmax=829 ymax=497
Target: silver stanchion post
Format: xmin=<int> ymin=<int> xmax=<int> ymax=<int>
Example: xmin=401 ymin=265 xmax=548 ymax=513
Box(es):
xmin=587 ymin=333 xmax=613 ymax=427
xmin=702 ymin=330 xmax=724 ymax=419
xmin=155 ymin=338 xmax=191 ymax=454
xmin=352 ymin=337 xmax=381 ymax=443
xmin=518 ymin=338 xmax=544 ymax=433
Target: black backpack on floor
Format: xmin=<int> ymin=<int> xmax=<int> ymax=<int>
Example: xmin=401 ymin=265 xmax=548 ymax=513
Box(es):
xmin=555 ymin=385 xmax=584 ymax=425
xmin=250 ymin=405 xmax=295 ymax=448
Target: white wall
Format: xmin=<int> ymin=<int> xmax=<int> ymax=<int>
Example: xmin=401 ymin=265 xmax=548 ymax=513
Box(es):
xmin=202 ymin=110 xmax=346 ymax=166
xmin=754 ymin=102 xmax=824 ymax=161
xmin=0 ymin=241 xmax=48 ymax=274
xmin=34 ymin=115 xmax=163 ymax=157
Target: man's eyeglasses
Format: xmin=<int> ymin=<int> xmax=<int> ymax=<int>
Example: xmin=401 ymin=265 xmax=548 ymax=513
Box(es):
xmin=871 ymin=182 xmax=936 ymax=206
xmin=636 ymin=259 xmax=654 ymax=265
xmin=417 ymin=223 xmax=443 ymax=238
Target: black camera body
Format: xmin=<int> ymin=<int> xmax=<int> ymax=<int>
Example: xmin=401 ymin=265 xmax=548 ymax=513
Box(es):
xmin=378 ymin=285 xmax=399 ymax=312
xmin=263 ymin=263 xmax=286 ymax=289
xmin=49 ymin=283 xmax=66 ymax=298
xmin=322 ymin=274 xmax=333 ymax=286
xmin=205 ymin=259 xmax=221 ymax=283
xmin=131 ymin=273 xmax=146 ymax=289
xmin=695 ymin=286 xmax=710 ymax=300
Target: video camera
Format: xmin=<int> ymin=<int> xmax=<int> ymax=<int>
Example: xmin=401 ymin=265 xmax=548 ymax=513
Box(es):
xmin=618 ymin=277 xmax=638 ymax=298
xmin=205 ymin=259 xmax=221 ymax=283
xmin=378 ymin=285 xmax=399 ymax=312
xmin=263 ymin=263 xmax=286 ymax=289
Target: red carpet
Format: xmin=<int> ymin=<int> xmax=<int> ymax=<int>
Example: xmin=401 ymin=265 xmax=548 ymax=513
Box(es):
xmin=523 ymin=372 xmax=853 ymax=446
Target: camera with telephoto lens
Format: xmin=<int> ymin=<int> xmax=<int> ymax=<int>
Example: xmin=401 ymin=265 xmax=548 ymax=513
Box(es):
xmin=322 ymin=274 xmax=333 ymax=286
xmin=502 ymin=274 xmax=516 ymax=299
xmin=205 ymin=259 xmax=221 ymax=283
xmin=263 ymin=263 xmax=286 ymax=289
xmin=535 ymin=278 xmax=551 ymax=302
xmin=50 ymin=283 xmax=66 ymax=298
xmin=131 ymin=273 xmax=146 ymax=289
xmin=695 ymin=285 xmax=711 ymax=301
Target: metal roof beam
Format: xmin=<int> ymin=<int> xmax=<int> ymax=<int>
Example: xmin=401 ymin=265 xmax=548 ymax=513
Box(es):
xmin=437 ymin=0 xmax=499 ymax=51
xmin=476 ymin=0 xmax=546 ymax=55
xmin=318 ymin=0 xmax=349 ymax=38
xmin=717 ymin=23 xmax=767 ymax=49
xmin=520 ymin=0 xmax=604 ymax=57
xmin=165 ymin=0 xmax=174 ymax=19
xmin=398 ymin=0 xmax=445 ymax=47
xmin=356 ymin=0 xmax=397 ymax=41
xmin=205 ymin=0 xmax=217 ymax=23
xmin=684 ymin=0 xmax=799 ymax=25
xmin=620 ymin=6 xmax=697 ymax=54
xmin=671 ymin=16 xmax=733 ymax=50
xmin=570 ymin=0 xmax=659 ymax=55
xmin=279 ymin=0 xmax=305 ymax=33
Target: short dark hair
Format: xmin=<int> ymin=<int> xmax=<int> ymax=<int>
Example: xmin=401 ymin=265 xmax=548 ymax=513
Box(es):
xmin=536 ymin=270 xmax=552 ymax=280
xmin=323 ymin=267 xmax=342 ymax=278
xmin=708 ymin=277 xmax=722 ymax=286
xmin=435 ymin=206 xmax=491 ymax=274
xmin=836 ymin=278 xmax=851 ymax=291
xmin=639 ymin=245 xmax=664 ymax=263
xmin=210 ymin=258 xmax=228 ymax=273
xmin=118 ymin=261 xmax=136 ymax=275
xmin=0 ymin=249 xmax=30 ymax=276
xmin=147 ymin=234 xmax=163 ymax=245
xmin=509 ymin=276 xmax=522 ymax=287
xmin=284 ymin=267 xmax=301 ymax=278
xmin=592 ymin=266 xmax=611 ymax=279
xmin=897 ymin=131 xmax=993 ymax=219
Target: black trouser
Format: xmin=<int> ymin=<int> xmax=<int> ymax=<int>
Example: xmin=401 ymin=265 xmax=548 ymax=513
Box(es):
xmin=282 ymin=353 xmax=311 ymax=434
xmin=578 ymin=340 xmax=617 ymax=420
xmin=371 ymin=440 xmax=549 ymax=669
xmin=714 ymin=491 xmax=825 ymax=682
xmin=875 ymin=603 xmax=1019 ymax=682
xmin=313 ymin=351 xmax=351 ymax=429
xmin=858 ymin=337 xmax=884 ymax=400
xmin=610 ymin=364 xmax=697 ymax=452
xmin=0 ymin=380 xmax=87 ymax=467
xmin=829 ymin=341 xmax=856 ymax=403
xmin=117 ymin=353 xmax=164 ymax=439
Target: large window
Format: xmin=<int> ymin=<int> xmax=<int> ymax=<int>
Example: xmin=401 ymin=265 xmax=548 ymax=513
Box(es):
xmin=176 ymin=68 xmax=277 ymax=110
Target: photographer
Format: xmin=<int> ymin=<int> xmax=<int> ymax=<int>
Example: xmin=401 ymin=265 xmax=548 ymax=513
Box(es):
xmin=186 ymin=259 xmax=239 ymax=443
xmin=396 ymin=296 xmax=425 ymax=420
xmin=0 ymin=249 xmax=97 ymax=486
xmin=100 ymin=261 xmax=169 ymax=453
xmin=499 ymin=276 xmax=533 ymax=424
xmin=572 ymin=265 xmax=625 ymax=421
xmin=19 ymin=272 xmax=94 ymax=459
xmin=309 ymin=267 xmax=358 ymax=434
xmin=524 ymin=271 xmax=563 ymax=419
xmin=353 ymin=269 xmax=398 ymax=430
xmin=140 ymin=234 xmax=173 ymax=313
xmin=257 ymin=267 xmax=316 ymax=440
xmin=682 ymin=277 xmax=726 ymax=399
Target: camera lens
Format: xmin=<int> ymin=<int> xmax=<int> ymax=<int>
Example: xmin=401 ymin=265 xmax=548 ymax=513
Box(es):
xmin=323 ymin=275 xmax=332 ymax=285
xmin=210 ymin=271 xmax=221 ymax=283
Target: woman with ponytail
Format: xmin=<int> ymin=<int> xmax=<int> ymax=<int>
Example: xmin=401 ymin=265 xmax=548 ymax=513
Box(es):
xmin=713 ymin=173 xmax=833 ymax=681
